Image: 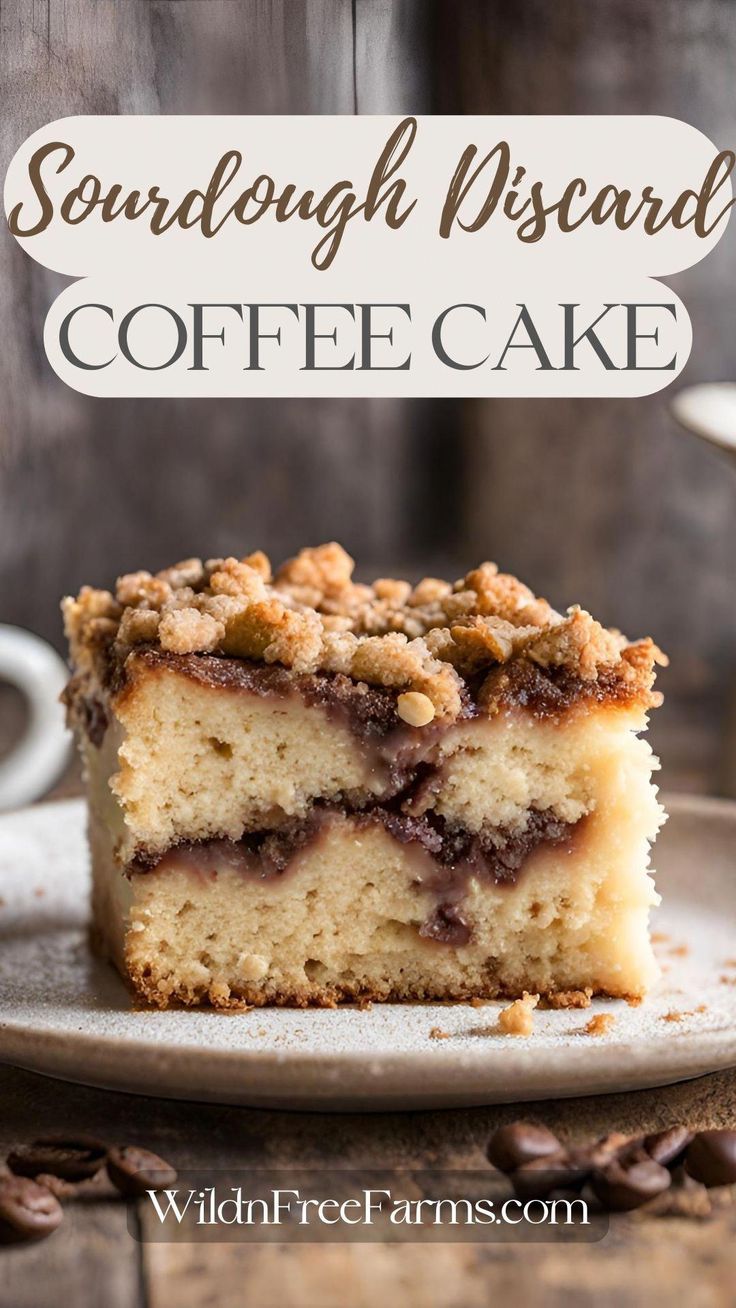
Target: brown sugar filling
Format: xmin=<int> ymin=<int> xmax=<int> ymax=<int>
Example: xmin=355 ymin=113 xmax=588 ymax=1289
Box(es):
xmin=73 ymin=647 xmax=648 ymax=767
xmin=125 ymin=648 xmax=645 ymax=723
xmin=131 ymin=804 xmax=583 ymax=948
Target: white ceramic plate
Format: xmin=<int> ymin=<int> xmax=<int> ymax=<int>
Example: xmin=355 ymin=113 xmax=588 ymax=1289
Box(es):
xmin=1 ymin=795 xmax=735 ymax=1111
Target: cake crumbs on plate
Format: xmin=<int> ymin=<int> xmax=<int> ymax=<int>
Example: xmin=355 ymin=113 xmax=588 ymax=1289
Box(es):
xmin=429 ymin=1026 xmax=450 ymax=1040
xmin=542 ymin=987 xmax=592 ymax=1010
xmin=651 ymin=931 xmax=670 ymax=944
xmin=581 ymin=1012 xmax=615 ymax=1036
xmin=662 ymin=1005 xmax=707 ymax=1022
xmin=668 ymin=943 xmax=689 ymax=957
xmin=498 ymin=992 xmax=539 ymax=1037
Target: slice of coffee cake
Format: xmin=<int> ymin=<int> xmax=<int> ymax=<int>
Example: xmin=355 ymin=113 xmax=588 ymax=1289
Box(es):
xmin=63 ymin=543 xmax=666 ymax=1009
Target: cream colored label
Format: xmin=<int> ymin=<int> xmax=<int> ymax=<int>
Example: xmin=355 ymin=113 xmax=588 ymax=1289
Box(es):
xmin=4 ymin=115 xmax=732 ymax=396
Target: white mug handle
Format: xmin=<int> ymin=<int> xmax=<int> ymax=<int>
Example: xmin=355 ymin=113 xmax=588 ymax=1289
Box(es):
xmin=0 ymin=626 xmax=71 ymax=811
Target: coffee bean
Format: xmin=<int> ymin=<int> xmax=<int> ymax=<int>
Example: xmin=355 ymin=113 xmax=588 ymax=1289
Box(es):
xmin=592 ymin=1158 xmax=671 ymax=1211
xmin=7 ymin=1135 xmax=108 ymax=1182
xmin=35 ymin=1169 xmax=109 ymax=1201
xmin=643 ymin=1126 xmax=693 ymax=1169
xmin=0 ymin=1175 xmax=63 ymax=1244
xmin=487 ymin=1122 xmax=561 ymax=1174
xmin=586 ymin=1133 xmax=635 ymax=1169
xmin=511 ymin=1152 xmax=590 ymax=1200
xmin=685 ymin=1130 xmax=736 ymax=1188
xmin=106 ymin=1146 xmax=177 ymax=1198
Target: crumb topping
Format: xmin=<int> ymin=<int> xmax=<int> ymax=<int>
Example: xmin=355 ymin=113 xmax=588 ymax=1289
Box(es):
xmin=62 ymin=542 xmax=666 ymax=721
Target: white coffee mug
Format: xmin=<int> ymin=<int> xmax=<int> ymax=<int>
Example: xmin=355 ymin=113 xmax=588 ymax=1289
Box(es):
xmin=0 ymin=626 xmax=71 ymax=811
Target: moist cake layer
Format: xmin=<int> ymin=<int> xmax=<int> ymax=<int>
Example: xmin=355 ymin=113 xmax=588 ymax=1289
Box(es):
xmin=129 ymin=805 xmax=582 ymax=951
xmin=133 ymin=805 xmax=581 ymax=892
xmin=89 ymin=798 xmax=658 ymax=1008
xmin=64 ymin=541 xmax=666 ymax=1008
xmin=76 ymin=656 xmax=656 ymax=866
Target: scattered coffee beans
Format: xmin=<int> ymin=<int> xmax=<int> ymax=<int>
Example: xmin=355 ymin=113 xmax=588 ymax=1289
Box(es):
xmin=586 ymin=1133 xmax=633 ymax=1169
xmin=7 ymin=1135 xmax=107 ymax=1182
xmin=642 ymin=1126 xmax=693 ymax=1169
xmin=0 ymin=1133 xmax=178 ymax=1248
xmin=511 ymin=1152 xmax=589 ymax=1200
xmin=0 ymin=1175 xmax=63 ymax=1245
xmin=486 ymin=1122 xmax=561 ymax=1173
xmin=486 ymin=1121 xmax=736 ymax=1215
xmin=684 ymin=1129 xmax=736 ymax=1188
xmin=592 ymin=1158 xmax=671 ymax=1212
xmin=106 ymin=1146 xmax=178 ymax=1198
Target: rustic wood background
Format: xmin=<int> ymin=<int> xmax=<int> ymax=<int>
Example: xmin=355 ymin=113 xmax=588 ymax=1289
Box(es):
xmin=0 ymin=0 xmax=735 ymax=799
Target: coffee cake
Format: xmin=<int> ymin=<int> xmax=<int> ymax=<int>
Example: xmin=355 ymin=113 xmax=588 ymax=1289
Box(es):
xmin=62 ymin=543 xmax=666 ymax=1009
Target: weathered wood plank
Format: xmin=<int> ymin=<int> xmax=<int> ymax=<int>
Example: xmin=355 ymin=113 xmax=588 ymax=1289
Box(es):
xmin=355 ymin=0 xmax=429 ymax=112
xmin=141 ymin=1225 xmax=736 ymax=1308
xmin=0 ymin=1205 xmax=141 ymax=1308
xmin=0 ymin=0 xmax=424 ymax=649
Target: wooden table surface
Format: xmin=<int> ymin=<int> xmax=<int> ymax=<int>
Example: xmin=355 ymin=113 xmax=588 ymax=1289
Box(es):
xmin=1 ymin=1059 xmax=736 ymax=1308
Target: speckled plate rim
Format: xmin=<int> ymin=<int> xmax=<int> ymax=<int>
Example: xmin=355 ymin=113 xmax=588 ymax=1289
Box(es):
xmin=1 ymin=793 xmax=735 ymax=1111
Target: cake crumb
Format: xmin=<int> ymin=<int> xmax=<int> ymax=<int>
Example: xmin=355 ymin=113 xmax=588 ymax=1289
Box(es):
xmin=662 ymin=1010 xmax=683 ymax=1022
xmin=543 ymin=988 xmax=592 ymax=1010
xmin=429 ymin=1026 xmax=450 ymax=1040
xmin=498 ymin=992 xmax=539 ymax=1037
xmin=626 ymin=995 xmax=643 ymax=1007
xmin=357 ymin=997 xmax=373 ymax=1011
xmin=651 ymin=932 xmax=670 ymax=944
xmin=582 ymin=1012 xmax=615 ymax=1036
xmin=723 ymin=958 xmax=736 ymax=968
xmin=469 ymin=996 xmax=489 ymax=1009
xmin=719 ymin=975 xmax=736 ymax=987
xmin=669 ymin=943 xmax=689 ymax=957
